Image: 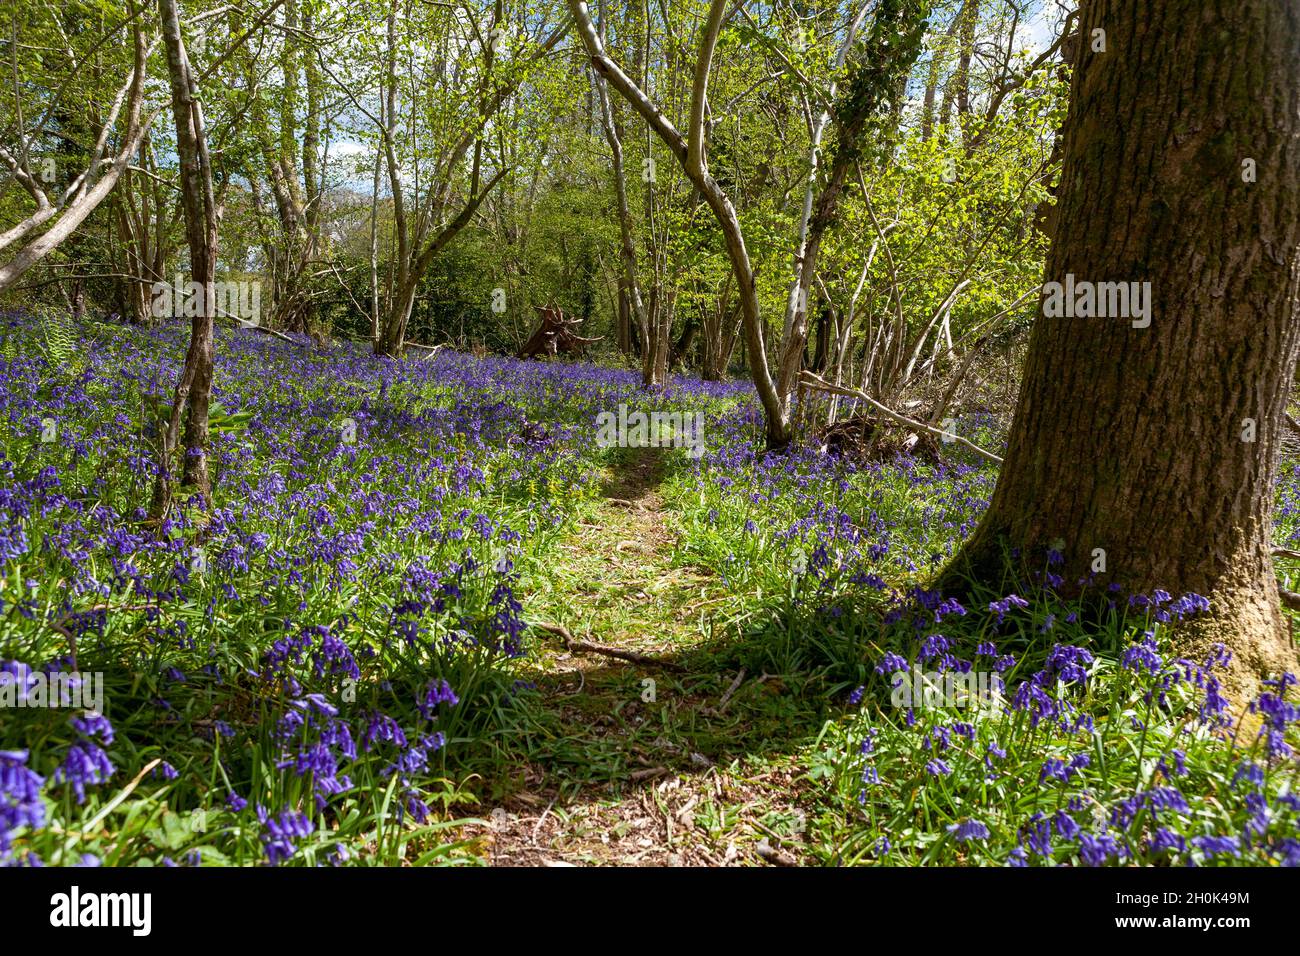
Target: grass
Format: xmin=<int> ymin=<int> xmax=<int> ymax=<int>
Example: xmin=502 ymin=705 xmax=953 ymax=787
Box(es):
xmin=1 ymin=312 xmax=1297 ymax=867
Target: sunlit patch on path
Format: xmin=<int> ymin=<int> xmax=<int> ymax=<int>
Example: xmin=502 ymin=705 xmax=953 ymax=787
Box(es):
xmin=464 ymin=448 xmax=824 ymax=866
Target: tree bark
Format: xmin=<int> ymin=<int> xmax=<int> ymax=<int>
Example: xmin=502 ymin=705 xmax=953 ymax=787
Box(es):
xmin=943 ymin=0 xmax=1300 ymax=692
xmin=588 ymin=23 xmax=650 ymax=380
xmin=568 ymin=0 xmax=788 ymax=444
xmin=0 ymin=21 xmax=153 ymax=291
xmin=616 ymin=279 xmax=632 ymax=354
xmin=153 ymin=0 xmax=217 ymax=513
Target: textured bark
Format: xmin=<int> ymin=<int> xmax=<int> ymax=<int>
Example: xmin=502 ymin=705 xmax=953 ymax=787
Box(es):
xmin=653 ymin=287 xmax=674 ymax=384
xmin=671 ymin=316 xmax=698 ymax=370
xmin=154 ymin=0 xmax=217 ymax=512
xmin=946 ymin=0 xmax=1300 ymax=690
xmin=616 ymin=280 xmax=632 ymax=355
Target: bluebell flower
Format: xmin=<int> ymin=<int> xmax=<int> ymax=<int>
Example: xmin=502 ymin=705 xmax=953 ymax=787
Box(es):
xmin=1192 ymin=835 xmax=1241 ymax=859
xmin=0 ymin=750 xmax=45 ymax=863
xmin=874 ymin=652 xmax=908 ymax=675
xmin=70 ymin=712 xmax=114 ymax=744
xmin=257 ymin=806 xmax=314 ymax=865
xmin=1149 ymin=828 xmax=1186 ymax=855
xmin=1078 ymin=831 xmax=1124 ymax=866
xmin=417 ymin=679 xmax=459 ymax=720
xmin=53 ymin=739 xmax=114 ymax=804
xmin=947 ymin=820 xmax=989 ymax=842
xmin=988 ymin=593 xmax=1028 ymax=625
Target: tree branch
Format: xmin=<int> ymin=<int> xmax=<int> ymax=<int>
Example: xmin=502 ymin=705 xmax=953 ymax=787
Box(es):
xmin=800 ymin=371 xmax=1005 ymax=464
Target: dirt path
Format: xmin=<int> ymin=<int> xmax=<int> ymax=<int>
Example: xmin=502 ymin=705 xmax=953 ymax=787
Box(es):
xmin=470 ymin=448 xmax=824 ymax=866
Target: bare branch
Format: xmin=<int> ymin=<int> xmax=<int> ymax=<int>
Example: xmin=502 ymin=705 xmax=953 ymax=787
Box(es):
xmin=800 ymin=371 xmax=1005 ymax=464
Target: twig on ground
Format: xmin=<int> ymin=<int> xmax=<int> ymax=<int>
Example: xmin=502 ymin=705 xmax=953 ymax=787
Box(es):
xmin=404 ymin=341 xmax=443 ymax=360
xmin=629 ymin=766 xmax=669 ymax=782
xmin=531 ymin=800 xmax=555 ymax=845
xmin=755 ymin=838 xmax=798 ymax=867
xmin=716 ymin=667 xmax=746 ymax=713
xmin=531 ymin=621 xmax=685 ymax=671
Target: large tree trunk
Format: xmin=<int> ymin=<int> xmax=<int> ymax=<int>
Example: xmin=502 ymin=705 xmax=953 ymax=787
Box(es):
xmin=944 ymin=0 xmax=1300 ymax=693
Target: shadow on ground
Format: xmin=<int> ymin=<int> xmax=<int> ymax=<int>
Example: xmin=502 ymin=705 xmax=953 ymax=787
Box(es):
xmin=458 ymin=446 xmax=884 ymax=865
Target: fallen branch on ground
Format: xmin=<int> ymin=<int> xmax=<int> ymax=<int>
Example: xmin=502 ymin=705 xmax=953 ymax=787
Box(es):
xmin=531 ymin=621 xmax=685 ymax=671
xmin=716 ymin=667 xmax=746 ymax=713
xmin=755 ymin=838 xmax=798 ymax=867
xmin=216 ymin=313 xmax=305 ymax=347
xmin=800 ymin=371 xmax=1004 ymax=464
xmin=404 ymin=341 xmax=443 ymax=359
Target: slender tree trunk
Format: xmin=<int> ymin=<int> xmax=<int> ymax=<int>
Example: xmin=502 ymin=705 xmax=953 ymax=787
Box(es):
xmin=653 ymin=286 xmax=674 ymax=384
xmin=920 ymin=14 xmax=959 ymax=141
xmin=775 ymin=1 xmax=929 ymax=422
xmin=779 ymin=1 xmax=870 ymax=396
xmin=568 ymin=0 xmax=788 ymax=446
xmin=952 ymin=0 xmax=977 ymax=149
xmin=154 ymin=0 xmax=217 ymax=513
xmin=589 ymin=40 xmax=649 ymax=378
xmin=616 ymin=279 xmax=632 ymax=355
xmin=671 ymin=315 xmax=698 ymax=370
xmin=368 ymin=147 xmax=383 ymax=347
xmin=943 ymin=0 xmax=1300 ymax=692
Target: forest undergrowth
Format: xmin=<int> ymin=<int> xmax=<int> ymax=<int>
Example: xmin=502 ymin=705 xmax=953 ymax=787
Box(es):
xmin=2 ymin=316 xmax=1298 ymax=867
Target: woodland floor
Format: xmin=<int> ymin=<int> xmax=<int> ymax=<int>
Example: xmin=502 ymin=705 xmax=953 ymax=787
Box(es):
xmin=462 ymin=448 xmax=833 ymax=866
